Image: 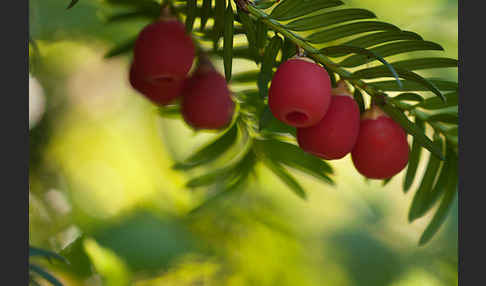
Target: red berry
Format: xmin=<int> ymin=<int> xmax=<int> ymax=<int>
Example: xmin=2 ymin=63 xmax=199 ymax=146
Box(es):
xmin=297 ymin=83 xmax=360 ymax=160
xmin=133 ymin=19 xmax=195 ymax=81
xmin=268 ymin=57 xmax=332 ymax=128
xmin=129 ymin=62 xmax=184 ymax=105
xmin=351 ymin=106 xmax=410 ymax=179
xmin=181 ymin=69 xmax=234 ymax=130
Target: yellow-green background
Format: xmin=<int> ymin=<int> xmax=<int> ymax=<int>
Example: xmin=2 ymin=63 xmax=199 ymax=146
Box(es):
xmin=29 ymin=0 xmax=458 ymax=285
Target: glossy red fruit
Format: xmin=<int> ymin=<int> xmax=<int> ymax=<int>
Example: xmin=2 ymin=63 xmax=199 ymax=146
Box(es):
xmin=351 ymin=105 xmax=410 ymax=179
xmin=268 ymin=57 xmax=332 ymax=128
xmin=181 ymin=68 xmax=234 ymax=130
xmin=133 ymin=19 xmax=195 ymax=81
xmin=297 ymin=81 xmax=360 ymax=160
xmin=129 ymin=62 xmax=184 ymax=105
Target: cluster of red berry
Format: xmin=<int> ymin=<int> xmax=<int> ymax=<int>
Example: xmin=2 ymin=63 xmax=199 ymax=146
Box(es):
xmin=269 ymin=57 xmax=410 ymax=179
xmin=129 ymin=18 xmax=409 ymax=180
xmin=129 ymin=18 xmax=235 ymax=130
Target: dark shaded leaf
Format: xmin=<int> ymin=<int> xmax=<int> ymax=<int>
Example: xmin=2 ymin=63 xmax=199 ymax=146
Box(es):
xmin=322 ymin=31 xmax=423 ymax=57
xmin=231 ymin=70 xmax=260 ymax=83
xmin=417 ymin=91 xmax=458 ymax=109
xmin=286 ymin=9 xmax=376 ymax=31
xmin=67 ymin=0 xmax=79 ymax=9
xmin=370 ymin=79 xmax=458 ymax=92
xmin=255 ymin=139 xmax=334 ymax=185
xmin=158 ymin=105 xmax=180 ymax=118
xmin=30 ymin=264 xmax=63 ymax=286
xmin=173 ymin=123 xmax=239 ymax=170
xmin=213 ymin=0 xmax=226 ymax=48
xmin=189 ymin=150 xmax=257 ymax=214
xmin=238 ymin=7 xmax=259 ymax=59
xmin=256 ymin=19 xmax=268 ymax=53
xmin=185 ymin=0 xmax=197 ymax=33
xmin=281 ymin=37 xmax=297 ymax=62
xmin=354 ymin=68 xmax=445 ymax=102
xmin=223 ymin=2 xmax=234 ymax=81
xmin=186 ymin=167 xmax=235 ymax=188
xmin=104 ymin=36 xmax=136 ymax=58
xmin=408 ymin=137 xmax=443 ymax=221
xmin=262 ymin=159 xmax=307 ymax=199
xmin=340 ymin=41 xmax=444 ymax=67
xmin=353 ymin=88 xmax=366 ymax=113
xmin=105 ymin=10 xmax=158 ymax=22
xmin=200 ymin=0 xmax=212 ymax=31
xmin=427 ymin=113 xmax=458 ymax=124
xmin=259 ymin=106 xmax=297 ymax=136
xmin=307 ymin=21 xmax=400 ymax=44
xmin=270 ymin=0 xmax=344 ymax=21
xmin=354 ymin=58 xmax=457 ymax=76
xmin=321 ymin=45 xmax=402 ymax=88
xmin=29 ymin=247 xmax=68 ymax=264
xmin=393 ymin=93 xmax=424 ymax=102
xmin=255 ymin=0 xmax=278 ymax=10
xmin=403 ymin=117 xmax=424 ymax=192
xmin=259 ymin=35 xmax=282 ymax=98
xmin=382 ymin=104 xmax=444 ymax=160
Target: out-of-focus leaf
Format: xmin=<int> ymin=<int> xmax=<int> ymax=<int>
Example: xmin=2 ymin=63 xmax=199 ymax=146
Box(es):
xmin=355 ymin=58 xmax=458 ymax=76
xmin=353 ymin=88 xmax=365 ymax=113
xmin=58 ymin=236 xmax=93 ymax=278
xmin=418 ymin=161 xmax=457 ymax=246
xmin=259 ymin=35 xmax=282 ymax=98
xmin=286 ymin=9 xmax=376 ymax=31
xmin=255 ymin=139 xmax=334 ymax=185
xmin=30 ymin=264 xmax=63 ymax=286
xmin=104 ymin=36 xmax=137 ymax=58
xmin=340 ymin=41 xmax=444 ymax=68
xmin=173 ymin=123 xmax=239 ymax=170
xmin=223 ymin=2 xmax=234 ymax=81
xmin=270 ymin=0 xmax=344 ymax=21
xmin=92 ymin=212 xmax=197 ymax=272
xmin=307 ymin=21 xmax=400 ymax=44
xmin=424 ymin=144 xmax=458 ymax=213
xmin=403 ymin=117 xmax=425 ymax=192
xmin=370 ymin=79 xmax=458 ymax=92
xmin=408 ymin=137 xmax=443 ymax=222
xmin=262 ymin=158 xmax=307 ymax=199
xmin=382 ymin=104 xmax=444 ymax=160
xmin=393 ymin=93 xmax=424 ymax=102
xmin=417 ymin=91 xmax=458 ymax=110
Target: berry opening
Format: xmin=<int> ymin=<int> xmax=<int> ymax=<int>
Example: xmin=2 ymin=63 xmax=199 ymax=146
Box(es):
xmin=285 ymin=111 xmax=309 ymax=125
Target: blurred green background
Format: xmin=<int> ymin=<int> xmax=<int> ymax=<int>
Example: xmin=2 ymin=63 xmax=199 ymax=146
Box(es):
xmin=29 ymin=0 xmax=458 ymax=285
